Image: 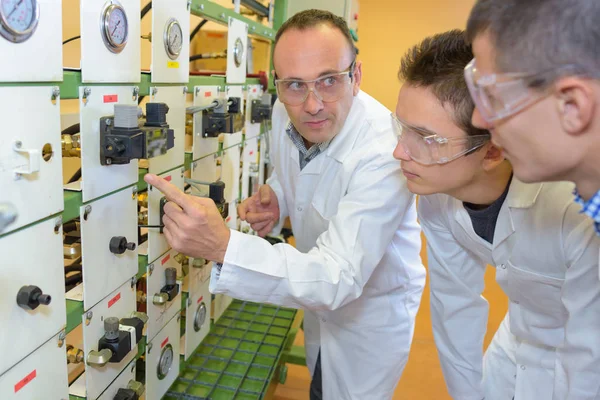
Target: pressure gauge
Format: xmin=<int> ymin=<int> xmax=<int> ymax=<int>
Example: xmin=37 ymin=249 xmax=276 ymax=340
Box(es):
xmin=100 ymin=0 xmax=128 ymax=54
xmin=164 ymin=18 xmax=183 ymax=60
xmin=233 ymin=37 xmax=244 ymax=67
xmin=0 ymin=0 xmax=40 ymax=43
xmin=157 ymin=343 xmax=174 ymax=380
xmin=193 ymin=302 xmax=207 ymax=332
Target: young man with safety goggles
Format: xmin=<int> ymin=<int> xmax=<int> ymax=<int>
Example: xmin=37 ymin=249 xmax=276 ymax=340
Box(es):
xmin=394 ymin=30 xmax=600 ymax=400
xmin=464 ymin=0 xmax=600 ymax=239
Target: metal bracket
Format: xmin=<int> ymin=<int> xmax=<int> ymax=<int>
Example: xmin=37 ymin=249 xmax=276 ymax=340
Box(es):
xmin=13 ymin=141 xmax=40 ymax=179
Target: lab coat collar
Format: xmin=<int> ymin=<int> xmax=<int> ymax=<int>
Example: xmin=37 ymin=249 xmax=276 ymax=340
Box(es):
xmin=493 ymin=178 xmax=543 ymax=250
xmin=324 ymin=92 xmax=366 ymax=164
xmin=286 ymin=91 xmax=367 ymax=175
xmin=506 ymin=178 xmax=544 ymax=209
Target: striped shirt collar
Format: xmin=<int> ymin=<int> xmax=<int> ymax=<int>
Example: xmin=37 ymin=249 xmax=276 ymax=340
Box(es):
xmin=573 ymin=188 xmax=600 ymax=236
xmin=285 ymin=122 xmax=332 ymax=170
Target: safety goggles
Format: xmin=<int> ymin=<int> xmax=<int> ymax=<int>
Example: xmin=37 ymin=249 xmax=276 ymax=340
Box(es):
xmin=464 ymin=58 xmax=582 ymax=123
xmin=274 ymin=61 xmax=355 ymax=106
xmin=391 ymin=113 xmax=490 ymax=165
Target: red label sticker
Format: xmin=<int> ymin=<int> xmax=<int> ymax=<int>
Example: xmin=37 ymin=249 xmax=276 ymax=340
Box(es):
xmin=164 ymin=176 xmax=172 ymax=182
xmin=226 ymin=216 xmax=231 ymax=222
xmin=252 ymin=88 xmax=257 ymax=93
xmin=161 ymin=337 xmax=169 ymax=348
xmin=161 ymin=253 xmax=171 ymax=265
xmin=204 ymin=92 xmax=212 ymax=98
xmin=103 ymin=95 xmax=118 ymax=103
xmin=249 ymin=151 xmax=254 ymax=156
xmin=197 ymin=296 xmax=204 ymax=304
xmin=14 ymin=370 xmax=36 ymax=393
xmin=108 ymin=293 xmax=121 ymax=308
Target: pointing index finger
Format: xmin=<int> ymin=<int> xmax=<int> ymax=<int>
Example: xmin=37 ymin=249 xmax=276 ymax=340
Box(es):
xmin=144 ymin=174 xmax=192 ymax=212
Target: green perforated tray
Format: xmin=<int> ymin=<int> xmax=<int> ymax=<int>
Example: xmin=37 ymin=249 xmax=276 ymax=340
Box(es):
xmin=165 ymin=300 xmax=297 ymax=399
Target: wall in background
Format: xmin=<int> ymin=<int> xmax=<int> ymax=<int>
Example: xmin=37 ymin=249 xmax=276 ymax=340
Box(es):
xmin=358 ymin=0 xmax=477 ymax=111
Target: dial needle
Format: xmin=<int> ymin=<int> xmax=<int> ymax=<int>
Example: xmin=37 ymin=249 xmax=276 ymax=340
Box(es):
xmin=7 ymin=0 xmax=24 ymax=19
xmin=112 ymin=20 xmax=120 ymax=36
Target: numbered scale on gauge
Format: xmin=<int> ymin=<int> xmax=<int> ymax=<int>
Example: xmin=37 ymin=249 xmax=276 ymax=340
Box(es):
xmin=100 ymin=0 xmax=128 ymax=54
xmin=0 ymin=0 xmax=40 ymax=43
xmin=164 ymin=18 xmax=182 ymax=60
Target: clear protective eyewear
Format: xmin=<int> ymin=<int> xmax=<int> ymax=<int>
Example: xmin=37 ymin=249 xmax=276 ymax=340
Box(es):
xmin=464 ymin=58 xmax=580 ymax=123
xmin=274 ymin=61 xmax=355 ymax=106
xmin=391 ymin=113 xmax=490 ymax=165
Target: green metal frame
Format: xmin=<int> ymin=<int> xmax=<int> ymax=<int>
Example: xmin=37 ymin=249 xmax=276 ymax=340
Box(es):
xmin=165 ymin=300 xmax=296 ymax=399
xmin=191 ymin=1 xmax=277 ymax=41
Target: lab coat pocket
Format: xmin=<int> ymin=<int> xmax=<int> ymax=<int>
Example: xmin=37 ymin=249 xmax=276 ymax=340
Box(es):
xmin=506 ymin=261 xmax=568 ymax=326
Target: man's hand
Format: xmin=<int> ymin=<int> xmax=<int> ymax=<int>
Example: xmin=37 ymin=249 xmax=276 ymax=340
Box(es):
xmin=144 ymin=174 xmax=231 ymax=263
xmin=238 ymin=184 xmax=280 ymax=237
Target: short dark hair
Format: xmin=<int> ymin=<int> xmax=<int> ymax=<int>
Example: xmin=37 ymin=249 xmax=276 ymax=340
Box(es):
xmin=274 ymin=9 xmax=356 ymax=58
xmin=466 ymin=0 xmax=599 ymax=83
xmin=398 ymin=29 xmax=489 ymax=138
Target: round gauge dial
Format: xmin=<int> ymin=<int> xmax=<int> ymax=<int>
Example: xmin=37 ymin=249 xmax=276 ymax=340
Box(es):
xmin=157 ymin=343 xmax=174 ymax=380
xmin=233 ymin=37 xmax=244 ymax=67
xmin=164 ymin=18 xmax=183 ymax=60
xmin=0 ymin=0 xmax=40 ymax=43
xmin=193 ymin=302 xmax=207 ymax=332
xmin=100 ymin=1 xmax=128 ymax=54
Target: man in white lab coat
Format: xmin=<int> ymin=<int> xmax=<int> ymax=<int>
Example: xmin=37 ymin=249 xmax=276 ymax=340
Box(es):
xmin=393 ymin=30 xmax=600 ymax=399
xmin=144 ymin=9 xmax=425 ymax=399
xmin=464 ymin=0 xmax=600 ymax=238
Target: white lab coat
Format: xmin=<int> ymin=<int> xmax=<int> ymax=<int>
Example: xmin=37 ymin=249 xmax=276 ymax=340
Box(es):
xmin=210 ymin=91 xmax=426 ymax=399
xmin=420 ymin=178 xmax=600 ymax=400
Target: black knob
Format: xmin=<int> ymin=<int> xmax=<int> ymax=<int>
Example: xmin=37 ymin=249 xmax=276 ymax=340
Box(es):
xmin=110 ymin=236 xmax=137 ymax=254
xmin=16 ymin=285 xmax=52 ymax=311
xmin=115 ymin=143 xmax=127 ymax=154
xmin=209 ymin=181 xmax=226 ymax=204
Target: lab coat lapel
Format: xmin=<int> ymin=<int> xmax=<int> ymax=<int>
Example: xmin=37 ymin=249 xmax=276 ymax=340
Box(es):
xmin=493 ymin=179 xmax=543 ymax=258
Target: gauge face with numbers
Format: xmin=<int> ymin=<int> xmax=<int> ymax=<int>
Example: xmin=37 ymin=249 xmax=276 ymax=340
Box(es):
xmin=100 ymin=1 xmax=128 ymax=53
xmin=157 ymin=344 xmax=174 ymax=380
xmin=164 ymin=18 xmax=183 ymax=60
xmin=0 ymin=0 xmax=40 ymax=43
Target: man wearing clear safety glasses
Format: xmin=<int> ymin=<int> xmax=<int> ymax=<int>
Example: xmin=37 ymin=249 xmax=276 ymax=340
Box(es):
xmin=464 ymin=0 xmax=600 ymax=241
xmin=228 ymin=9 xmax=425 ymax=400
xmin=394 ymin=30 xmax=600 ymax=400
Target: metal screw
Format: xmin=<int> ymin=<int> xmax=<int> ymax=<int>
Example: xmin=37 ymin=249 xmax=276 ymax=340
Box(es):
xmin=181 ymin=167 xmax=185 ymax=174
xmin=200 ymin=3 xmax=204 ymax=10
xmin=269 ymin=33 xmax=273 ymax=37
xmin=252 ymin=26 xmax=256 ymax=31
xmin=106 ymin=158 xmax=112 ymax=165
xmin=132 ymin=186 xmax=138 ymax=195
xmin=187 ymin=298 xmax=192 ymax=307
xmin=151 ymin=87 xmax=158 ymax=96
xmin=132 ymin=87 xmax=140 ymax=100
xmin=149 ymin=264 xmax=154 ymax=275
xmin=147 ymin=343 xmax=153 ymax=354
xmin=51 ymin=87 xmax=60 ymax=102
xmin=57 ymin=330 xmax=66 ymax=348
xmin=83 ymin=205 xmax=92 ymax=220
xmin=187 ymin=0 xmax=191 ymax=10
xmin=54 ymin=216 xmax=62 ymax=234
xmin=85 ymin=311 xmax=93 ymax=326
xmin=183 ymin=87 xmax=189 ymax=95
xmin=192 ymin=162 xmax=197 ymax=170
xmin=105 ymin=118 xmax=112 ymax=126
xmin=195 ymin=87 xmax=200 ymax=96
xmin=131 ymin=276 xmax=138 ymax=288
xmin=15 ymin=141 xmax=22 ymax=148
xmin=220 ymin=12 xmax=225 ymax=19
xmin=83 ymin=88 xmax=91 ymax=105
